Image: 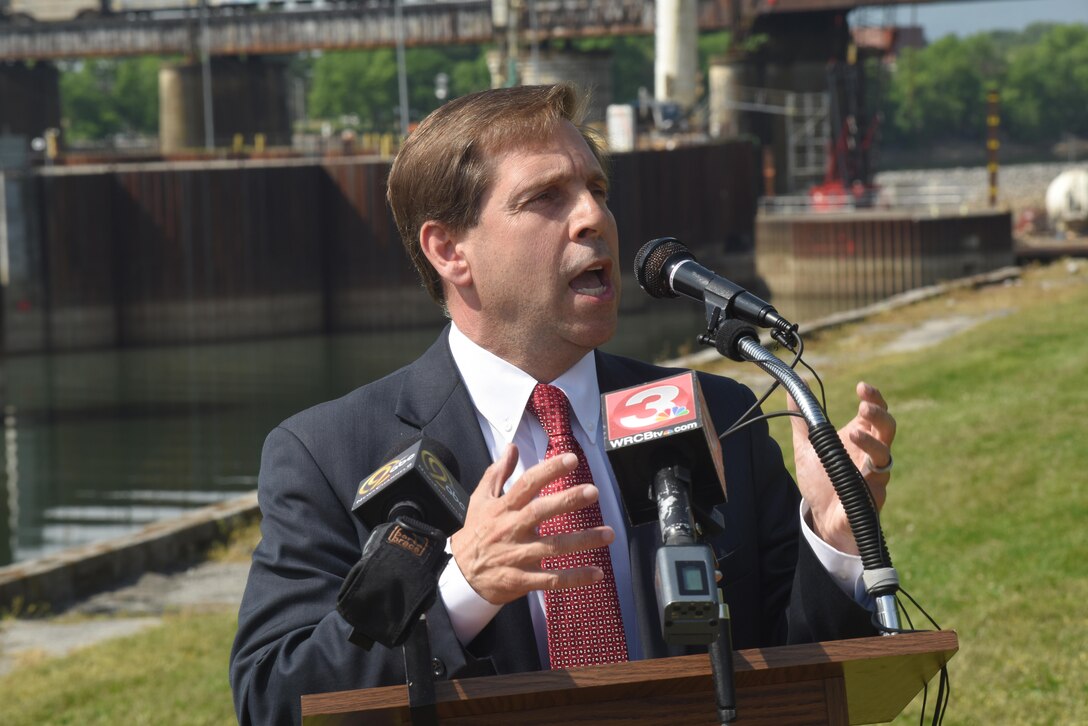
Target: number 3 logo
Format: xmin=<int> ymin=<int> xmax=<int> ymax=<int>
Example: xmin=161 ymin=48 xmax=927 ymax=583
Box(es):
xmin=619 ymin=385 xmax=682 ymax=429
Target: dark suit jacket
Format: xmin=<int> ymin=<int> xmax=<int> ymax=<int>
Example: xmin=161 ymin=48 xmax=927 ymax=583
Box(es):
xmin=230 ymin=327 xmax=874 ymax=725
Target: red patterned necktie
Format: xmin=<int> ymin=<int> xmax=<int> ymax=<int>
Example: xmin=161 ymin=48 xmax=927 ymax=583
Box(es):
xmin=526 ymin=383 xmax=629 ymax=669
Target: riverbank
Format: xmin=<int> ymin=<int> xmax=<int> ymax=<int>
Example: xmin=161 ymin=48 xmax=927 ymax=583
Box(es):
xmin=0 ymin=263 xmax=1026 ymax=679
xmin=3 ymin=258 xmax=1087 ymax=724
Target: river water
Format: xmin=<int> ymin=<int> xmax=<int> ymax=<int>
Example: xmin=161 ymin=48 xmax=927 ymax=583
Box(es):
xmin=0 ymin=304 xmax=713 ymax=567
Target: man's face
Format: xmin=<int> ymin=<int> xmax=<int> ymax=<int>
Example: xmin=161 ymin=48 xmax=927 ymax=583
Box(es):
xmin=457 ymin=120 xmax=621 ymax=377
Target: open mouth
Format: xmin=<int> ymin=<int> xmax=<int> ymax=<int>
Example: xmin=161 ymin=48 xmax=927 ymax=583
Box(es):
xmin=569 ymin=265 xmax=610 ymax=297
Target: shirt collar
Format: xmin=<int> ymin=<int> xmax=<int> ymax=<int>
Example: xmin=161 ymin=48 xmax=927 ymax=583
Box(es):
xmin=447 ymin=323 xmax=601 ymax=441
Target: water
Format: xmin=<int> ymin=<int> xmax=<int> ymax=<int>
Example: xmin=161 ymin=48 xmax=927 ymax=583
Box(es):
xmin=0 ymin=306 xmax=709 ymax=567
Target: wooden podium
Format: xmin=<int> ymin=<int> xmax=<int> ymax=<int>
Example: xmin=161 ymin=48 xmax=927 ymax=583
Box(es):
xmin=302 ymin=630 xmax=957 ymax=725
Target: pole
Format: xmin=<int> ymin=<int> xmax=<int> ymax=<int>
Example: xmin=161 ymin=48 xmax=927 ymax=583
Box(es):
xmin=199 ymin=0 xmax=215 ymax=151
xmin=395 ymin=0 xmax=410 ymax=139
xmin=987 ymin=89 xmax=1000 ymax=208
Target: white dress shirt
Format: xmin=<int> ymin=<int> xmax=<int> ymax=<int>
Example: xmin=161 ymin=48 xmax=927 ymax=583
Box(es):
xmin=438 ymin=323 xmax=864 ymax=667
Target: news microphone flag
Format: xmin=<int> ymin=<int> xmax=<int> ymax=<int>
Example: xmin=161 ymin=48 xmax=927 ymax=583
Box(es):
xmin=602 ymin=371 xmax=727 ymax=527
xmin=351 ymin=437 xmax=468 ymax=535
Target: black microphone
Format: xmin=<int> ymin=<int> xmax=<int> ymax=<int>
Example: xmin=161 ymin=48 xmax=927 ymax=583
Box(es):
xmin=634 ymin=237 xmax=794 ymax=334
xmin=338 ymin=436 xmax=468 ymax=651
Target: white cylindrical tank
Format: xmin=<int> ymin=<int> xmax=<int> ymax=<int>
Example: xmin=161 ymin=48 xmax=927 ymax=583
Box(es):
xmin=1045 ymin=168 xmax=1088 ymax=233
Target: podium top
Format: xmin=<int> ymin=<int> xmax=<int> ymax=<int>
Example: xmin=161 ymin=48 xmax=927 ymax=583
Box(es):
xmin=303 ymin=630 xmax=958 ymax=725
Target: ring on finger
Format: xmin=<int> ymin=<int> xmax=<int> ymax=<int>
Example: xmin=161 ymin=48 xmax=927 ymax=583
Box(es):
xmin=863 ymin=453 xmax=893 ymax=474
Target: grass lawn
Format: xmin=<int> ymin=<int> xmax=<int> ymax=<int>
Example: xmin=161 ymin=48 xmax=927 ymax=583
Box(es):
xmin=706 ymin=259 xmax=1088 ymax=724
xmin=2 ymin=260 xmax=1086 ymax=724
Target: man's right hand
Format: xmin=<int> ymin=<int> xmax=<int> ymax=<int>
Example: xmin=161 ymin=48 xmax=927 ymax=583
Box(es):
xmin=449 ymin=444 xmax=615 ymax=605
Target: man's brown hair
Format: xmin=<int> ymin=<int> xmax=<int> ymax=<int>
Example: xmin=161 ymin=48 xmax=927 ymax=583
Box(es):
xmin=386 ymin=83 xmax=606 ymax=309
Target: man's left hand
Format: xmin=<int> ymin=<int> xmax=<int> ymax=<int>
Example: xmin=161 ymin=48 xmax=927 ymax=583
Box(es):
xmin=789 ymin=381 xmax=896 ymax=555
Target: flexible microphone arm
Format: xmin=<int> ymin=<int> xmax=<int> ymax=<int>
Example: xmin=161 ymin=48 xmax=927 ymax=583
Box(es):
xmin=714 ymin=321 xmax=902 ymax=633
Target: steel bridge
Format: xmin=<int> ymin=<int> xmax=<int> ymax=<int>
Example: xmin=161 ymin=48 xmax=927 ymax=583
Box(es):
xmin=0 ymin=0 xmax=975 ymax=61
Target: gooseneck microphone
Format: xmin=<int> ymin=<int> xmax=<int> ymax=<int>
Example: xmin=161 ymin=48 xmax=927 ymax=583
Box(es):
xmin=634 ymin=237 xmax=795 ymax=335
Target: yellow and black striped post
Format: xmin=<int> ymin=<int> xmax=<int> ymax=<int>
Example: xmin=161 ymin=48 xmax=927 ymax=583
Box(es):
xmin=987 ymin=89 xmax=1001 ymax=208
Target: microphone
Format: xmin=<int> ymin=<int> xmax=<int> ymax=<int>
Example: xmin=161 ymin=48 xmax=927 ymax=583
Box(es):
xmin=338 ymin=436 xmax=469 ymax=651
xmin=602 ymin=371 xmax=726 ymax=648
xmin=634 ymin=237 xmax=794 ymax=334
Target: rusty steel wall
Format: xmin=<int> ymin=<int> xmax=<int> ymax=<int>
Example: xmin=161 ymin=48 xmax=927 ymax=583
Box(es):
xmin=756 ymin=210 xmax=1014 ymax=319
xmin=615 ymin=142 xmax=758 ymax=259
xmin=111 ymin=164 xmax=327 ymax=343
xmin=7 ymin=141 xmax=757 ymax=351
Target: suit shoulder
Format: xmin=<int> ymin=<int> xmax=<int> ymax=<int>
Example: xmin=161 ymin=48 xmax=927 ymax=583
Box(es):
xmin=277 ymin=364 xmax=410 ymax=441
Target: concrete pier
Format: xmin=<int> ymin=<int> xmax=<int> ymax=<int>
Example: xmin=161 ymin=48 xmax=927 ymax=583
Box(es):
xmin=486 ymin=48 xmax=613 ymax=124
xmin=756 ymin=210 xmax=1016 ymax=318
xmin=159 ymin=57 xmax=292 ymax=152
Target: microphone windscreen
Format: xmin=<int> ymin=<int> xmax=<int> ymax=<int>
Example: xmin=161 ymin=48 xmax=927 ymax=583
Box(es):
xmin=634 ymin=237 xmax=689 ymax=298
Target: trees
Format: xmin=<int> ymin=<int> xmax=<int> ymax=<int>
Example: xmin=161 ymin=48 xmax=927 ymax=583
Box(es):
xmin=52 ymin=23 xmax=1086 ymax=149
xmin=306 ymin=45 xmax=489 ymax=132
xmin=1003 ymin=24 xmax=1088 ymax=144
xmin=883 ymin=34 xmax=1005 ymax=144
xmin=881 ymin=23 xmax=1088 ymax=148
xmin=60 ymin=57 xmax=161 ymax=142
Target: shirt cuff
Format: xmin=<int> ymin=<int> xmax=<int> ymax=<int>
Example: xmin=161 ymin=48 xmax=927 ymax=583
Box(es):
xmin=799 ymin=501 xmax=869 ymax=605
xmin=438 ymin=545 xmax=503 ymax=646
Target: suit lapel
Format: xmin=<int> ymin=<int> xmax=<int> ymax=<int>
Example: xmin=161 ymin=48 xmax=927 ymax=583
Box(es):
xmin=395 ymin=325 xmax=540 ymax=674
xmin=394 ymin=326 xmax=492 ymax=494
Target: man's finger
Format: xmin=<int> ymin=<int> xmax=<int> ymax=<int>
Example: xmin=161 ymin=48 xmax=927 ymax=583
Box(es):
xmin=857 ymin=381 xmax=888 ymax=410
xmin=479 ymin=443 xmax=520 ymax=498
xmin=859 ymin=401 xmax=897 ymax=444
xmin=524 ymin=482 xmax=599 ymax=525
xmin=850 ymin=429 xmax=892 ymax=469
xmin=527 ymin=565 xmax=606 ymax=593
xmin=529 ymin=526 xmax=614 ymax=560
xmin=504 ymin=453 xmax=578 ymax=509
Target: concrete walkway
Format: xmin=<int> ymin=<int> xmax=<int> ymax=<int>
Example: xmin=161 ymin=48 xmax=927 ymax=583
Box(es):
xmin=0 ymin=559 xmax=250 ymax=676
xmin=0 ymin=493 xmax=259 ymax=677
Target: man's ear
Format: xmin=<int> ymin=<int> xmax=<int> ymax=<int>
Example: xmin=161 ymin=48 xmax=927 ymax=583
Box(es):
xmin=419 ymin=220 xmax=472 ymax=289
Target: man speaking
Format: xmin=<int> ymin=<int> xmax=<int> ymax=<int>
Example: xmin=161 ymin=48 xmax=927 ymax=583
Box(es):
xmin=230 ymin=83 xmax=897 ymax=725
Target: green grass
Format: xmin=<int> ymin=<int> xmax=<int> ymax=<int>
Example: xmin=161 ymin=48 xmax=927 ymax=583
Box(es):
xmin=2 ymin=261 xmax=1087 ymax=724
xmin=707 ymin=260 xmax=1088 ymax=724
xmin=2 ymin=610 xmax=238 ymax=725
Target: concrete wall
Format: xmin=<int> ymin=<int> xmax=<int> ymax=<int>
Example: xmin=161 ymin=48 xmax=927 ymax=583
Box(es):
xmin=0 ymin=493 xmax=260 ymax=614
